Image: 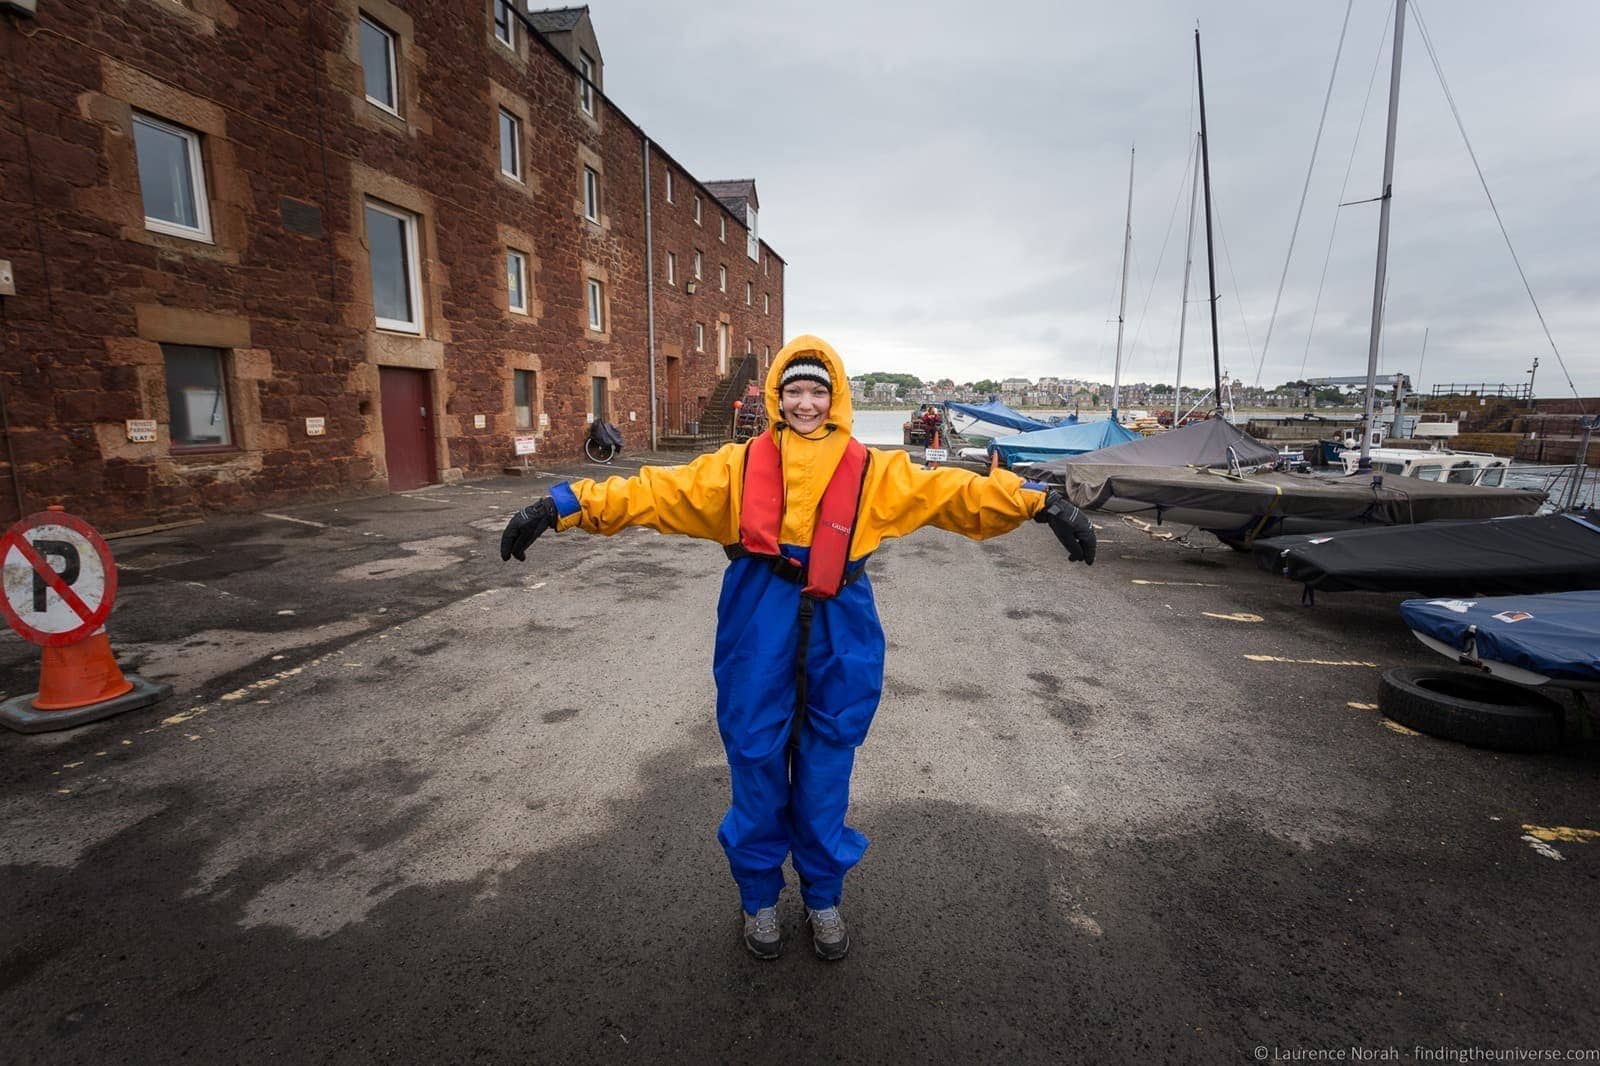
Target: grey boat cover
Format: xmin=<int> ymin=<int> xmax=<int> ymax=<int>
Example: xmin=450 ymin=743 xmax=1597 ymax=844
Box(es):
xmin=1054 ymin=467 xmax=1543 ymax=529
xmin=1013 ymin=417 xmax=1279 ymax=482
xmin=1253 ymin=512 xmax=1600 ymax=595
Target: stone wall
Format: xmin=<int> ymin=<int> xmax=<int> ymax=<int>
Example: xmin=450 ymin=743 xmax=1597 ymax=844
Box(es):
xmin=0 ymin=0 xmax=784 ymax=530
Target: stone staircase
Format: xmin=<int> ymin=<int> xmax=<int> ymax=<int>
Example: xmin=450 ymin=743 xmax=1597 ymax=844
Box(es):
xmin=659 ymin=355 xmax=758 ymax=450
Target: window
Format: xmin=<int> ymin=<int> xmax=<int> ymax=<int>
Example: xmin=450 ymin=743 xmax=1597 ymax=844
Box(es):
xmin=694 ymin=195 xmax=701 ymax=224
xmin=745 ymin=281 xmax=752 ymax=306
xmin=763 ymin=293 xmax=770 ymax=315
xmin=693 ymin=250 xmax=702 ymax=279
xmin=587 ymin=279 xmax=604 ymax=331
xmin=583 ymin=166 xmax=600 ymax=221
xmin=666 ymin=251 xmax=677 ymax=286
xmin=763 ymin=255 xmax=769 ymax=276
xmin=514 ymin=369 xmax=535 ymax=429
xmin=577 ymin=51 xmax=595 ymax=115
xmin=591 ymin=376 xmax=609 ymax=422
xmin=718 ymin=265 xmax=726 ymax=293
xmin=499 ymin=109 xmax=522 ymax=181
xmin=506 ymin=250 xmax=528 ymax=314
xmin=493 ymin=0 xmax=515 ymax=47
xmin=665 ymin=170 xmax=674 ymax=203
xmin=365 ymin=200 xmax=422 ymax=333
xmin=745 ymin=338 xmax=752 ymax=355
xmin=764 ymin=344 xmax=770 ymax=361
xmin=133 ymin=113 xmax=212 ymax=242
xmin=694 ymin=322 xmax=704 ymax=351
xmin=746 ymin=204 xmax=759 ymax=261
xmin=163 ymin=345 xmax=231 ymax=449
xmin=359 ymin=15 xmax=399 ymax=114
xmin=719 ymin=215 xmax=726 ymax=242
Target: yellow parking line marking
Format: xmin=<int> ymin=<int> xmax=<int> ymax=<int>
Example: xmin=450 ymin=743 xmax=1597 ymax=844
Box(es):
xmin=1383 ymin=720 xmax=1421 ymax=736
xmin=1203 ymin=611 xmax=1264 ymax=623
xmin=1244 ymin=655 xmax=1379 ymax=667
xmin=1522 ymin=825 xmax=1599 ymax=844
xmin=1346 ymin=702 xmax=1379 ymax=710
xmin=1132 ymin=579 xmax=1223 ymax=588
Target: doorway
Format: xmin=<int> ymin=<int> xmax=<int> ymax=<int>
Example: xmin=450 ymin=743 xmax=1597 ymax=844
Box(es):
xmin=379 ymin=366 xmax=436 ymax=491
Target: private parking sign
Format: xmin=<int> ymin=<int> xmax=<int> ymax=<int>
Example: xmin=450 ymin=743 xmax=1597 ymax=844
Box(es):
xmin=1 ymin=511 xmax=119 ymax=647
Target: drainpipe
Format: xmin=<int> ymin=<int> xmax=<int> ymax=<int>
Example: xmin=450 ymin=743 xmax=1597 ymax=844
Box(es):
xmin=642 ymin=137 xmax=658 ymax=450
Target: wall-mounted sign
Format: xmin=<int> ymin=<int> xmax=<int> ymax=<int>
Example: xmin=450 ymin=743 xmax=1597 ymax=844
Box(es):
xmin=305 ymin=417 xmax=326 ymax=436
xmin=474 ymin=414 xmax=487 ymax=429
xmin=125 ymin=419 xmax=156 ymax=443
xmin=538 ymin=413 xmax=550 ymax=429
xmin=514 ymin=434 xmax=538 ymax=456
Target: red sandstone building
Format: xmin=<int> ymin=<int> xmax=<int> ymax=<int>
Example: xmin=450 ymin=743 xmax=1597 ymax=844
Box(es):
xmin=0 ymin=1 xmax=785 ymax=531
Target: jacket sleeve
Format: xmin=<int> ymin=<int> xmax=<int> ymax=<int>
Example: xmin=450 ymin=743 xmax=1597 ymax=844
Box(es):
xmin=852 ymin=448 xmax=1049 ymax=554
xmin=550 ymin=442 xmax=743 ymax=542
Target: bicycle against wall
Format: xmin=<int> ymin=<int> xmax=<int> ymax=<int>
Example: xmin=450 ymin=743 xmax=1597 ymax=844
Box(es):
xmin=585 ymin=420 xmax=624 ymax=464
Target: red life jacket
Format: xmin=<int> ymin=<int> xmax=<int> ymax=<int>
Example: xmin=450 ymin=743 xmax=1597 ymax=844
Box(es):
xmin=737 ymin=431 xmax=869 ymax=599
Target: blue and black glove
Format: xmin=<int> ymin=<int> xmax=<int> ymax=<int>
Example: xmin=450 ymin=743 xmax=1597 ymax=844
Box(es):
xmin=1036 ymin=489 xmax=1096 ymax=565
xmin=499 ymin=497 xmax=559 ymax=561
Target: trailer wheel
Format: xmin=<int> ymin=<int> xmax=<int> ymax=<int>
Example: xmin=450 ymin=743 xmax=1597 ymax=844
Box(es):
xmin=1378 ymin=666 xmax=1563 ymax=753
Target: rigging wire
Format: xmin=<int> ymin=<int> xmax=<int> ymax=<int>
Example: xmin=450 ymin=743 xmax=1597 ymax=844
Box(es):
xmin=1410 ymin=1 xmax=1585 ymax=412
xmin=1300 ymin=1 xmax=1394 ymax=379
xmin=1254 ymin=0 xmax=1355 ymax=387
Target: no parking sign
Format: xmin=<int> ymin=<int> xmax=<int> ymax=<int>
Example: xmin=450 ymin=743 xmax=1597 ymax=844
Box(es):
xmin=1 ymin=510 xmax=119 ymax=647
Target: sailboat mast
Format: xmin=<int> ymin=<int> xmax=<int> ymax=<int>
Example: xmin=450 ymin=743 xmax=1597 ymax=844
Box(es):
xmin=1175 ymin=134 xmax=1201 ymax=423
xmin=1195 ymin=29 xmax=1223 ymax=417
xmin=1111 ymin=145 xmax=1135 ymax=422
xmin=1360 ymin=0 xmax=1407 ymax=467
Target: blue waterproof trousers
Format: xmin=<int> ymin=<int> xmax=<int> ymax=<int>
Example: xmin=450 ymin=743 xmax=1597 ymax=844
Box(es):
xmin=712 ymin=549 xmax=884 ymax=913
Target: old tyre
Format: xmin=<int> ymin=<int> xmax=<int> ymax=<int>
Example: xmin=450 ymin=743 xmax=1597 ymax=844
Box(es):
xmin=1379 ymin=666 xmax=1563 ymax=753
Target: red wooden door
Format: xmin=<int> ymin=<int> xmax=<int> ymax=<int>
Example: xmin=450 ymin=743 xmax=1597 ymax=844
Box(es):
xmin=379 ymin=367 xmax=436 ymax=491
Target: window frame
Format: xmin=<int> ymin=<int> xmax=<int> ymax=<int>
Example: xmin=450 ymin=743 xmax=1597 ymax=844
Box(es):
xmin=587 ymin=278 xmax=604 ymax=332
xmin=665 ymin=169 xmax=674 ymax=204
xmin=133 ymin=112 xmax=214 ymax=244
xmin=666 ymin=251 xmax=677 ymax=286
xmin=498 ymin=108 xmax=523 ymax=182
xmin=719 ymin=215 xmax=726 ymax=243
xmin=359 ymin=14 xmax=401 ymax=116
xmin=718 ymin=265 xmax=726 ymax=293
xmin=745 ymin=281 xmax=752 ymax=306
xmin=583 ymin=166 xmax=600 ymax=222
xmin=694 ymin=322 xmax=704 ymax=352
xmin=366 ymin=199 xmax=424 ymax=335
xmin=163 ymin=344 xmax=236 ymax=454
xmin=693 ymin=250 xmax=702 ymax=280
xmin=513 ymin=368 xmax=536 ymax=430
xmin=694 ymin=195 xmax=702 ymax=225
xmin=506 ymin=249 xmax=528 ymax=315
xmin=577 ymin=51 xmax=595 ymax=115
xmin=763 ymin=292 xmax=770 ymax=315
xmin=493 ymin=0 xmax=515 ymax=48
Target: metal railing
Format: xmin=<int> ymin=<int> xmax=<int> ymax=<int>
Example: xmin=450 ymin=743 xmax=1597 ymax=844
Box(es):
xmin=1428 ymin=382 xmax=1531 ymax=399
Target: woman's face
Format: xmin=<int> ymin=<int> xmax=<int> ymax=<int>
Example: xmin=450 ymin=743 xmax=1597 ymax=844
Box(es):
xmin=780 ymin=380 xmax=832 ymax=434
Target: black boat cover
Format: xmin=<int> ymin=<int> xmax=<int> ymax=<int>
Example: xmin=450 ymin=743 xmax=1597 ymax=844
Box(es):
xmin=1253 ymin=511 xmax=1600 ymax=595
xmin=1014 ymin=417 xmax=1279 ymax=482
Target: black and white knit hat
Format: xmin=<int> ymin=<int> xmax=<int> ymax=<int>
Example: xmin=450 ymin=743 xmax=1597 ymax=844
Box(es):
xmin=778 ymin=354 xmax=831 ymax=392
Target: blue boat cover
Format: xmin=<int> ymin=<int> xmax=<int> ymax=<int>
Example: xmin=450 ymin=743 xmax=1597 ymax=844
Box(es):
xmin=943 ymin=400 xmax=1054 ymax=434
xmin=1401 ymin=591 xmax=1600 ymax=684
xmin=991 ymin=419 xmax=1142 ymax=466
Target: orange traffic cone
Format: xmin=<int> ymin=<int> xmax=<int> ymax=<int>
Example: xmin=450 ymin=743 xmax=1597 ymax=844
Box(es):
xmin=33 ymin=629 xmax=135 ymax=711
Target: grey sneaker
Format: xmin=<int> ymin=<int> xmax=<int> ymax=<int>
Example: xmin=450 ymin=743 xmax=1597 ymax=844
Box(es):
xmin=807 ymin=906 xmax=849 ymax=961
xmin=743 ymin=906 xmax=781 ymax=960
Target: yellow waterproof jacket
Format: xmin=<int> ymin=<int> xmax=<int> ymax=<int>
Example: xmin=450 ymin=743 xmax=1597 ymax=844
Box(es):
xmin=551 ymin=336 xmax=1048 ymax=556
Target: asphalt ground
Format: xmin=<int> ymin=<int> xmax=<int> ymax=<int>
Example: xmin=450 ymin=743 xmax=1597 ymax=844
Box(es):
xmin=1 ymin=450 xmax=1596 ymax=1063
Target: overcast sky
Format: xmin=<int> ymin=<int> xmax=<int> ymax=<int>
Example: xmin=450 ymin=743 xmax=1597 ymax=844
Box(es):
xmin=590 ymin=0 xmax=1598 ymax=398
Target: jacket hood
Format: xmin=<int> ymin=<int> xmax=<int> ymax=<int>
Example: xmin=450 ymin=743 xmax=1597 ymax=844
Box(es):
xmin=764 ymin=335 xmax=853 ymax=436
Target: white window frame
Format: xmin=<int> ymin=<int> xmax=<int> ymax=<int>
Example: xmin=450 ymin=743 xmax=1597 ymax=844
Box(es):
xmin=746 ymin=204 xmax=759 ymax=261
xmin=359 ymin=15 xmax=400 ymax=116
xmin=694 ymin=322 xmax=704 ymax=351
xmin=694 ymin=196 xmax=701 ymax=225
xmin=693 ymin=250 xmax=702 ymax=279
xmin=583 ymin=166 xmax=600 ymax=222
xmin=666 ymin=251 xmax=677 ymax=286
xmin=763 ymin=293 xmax=770 ymax=315
xmin=506 ymin=249 xmax=528 ymax=315
xmin=719 ymin=215 xmax=726 ymax=243
xmin=578 ymin=51 xmax=595 ymax=115
xmin=499 ymin=109 xmax=523 ymax=182
xmin=718 ymin=265 xmax=726 ymax=293
xmin=763 ymin=255 xmax=769 ymax=276
xmin=134 ymin=113 xmax=213 ymax=243
xmin=493 ymin=0 xmax=515 ymax=48
xmin=745 ymin=281 xmax=752 ymax=306
xmin=587 ymin=279 xmax=604 ymax=332
xmin=366 ymin=200 xmax=424 ymax=334
xmin=745 ymin=338 xmax=753 ymax=355
xmin=665 ymin=170 xmax=674 ymax=204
